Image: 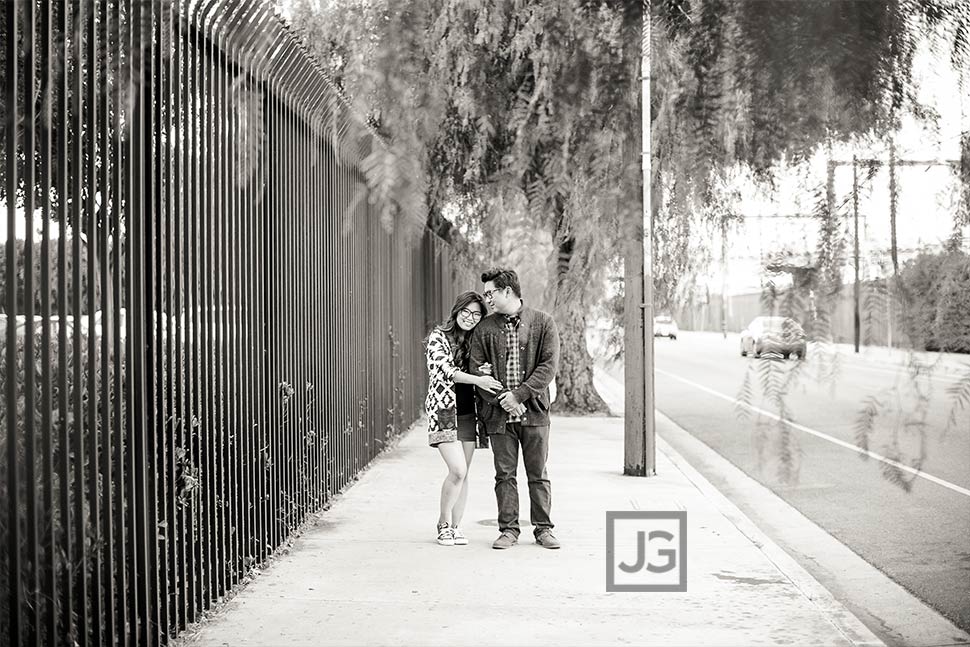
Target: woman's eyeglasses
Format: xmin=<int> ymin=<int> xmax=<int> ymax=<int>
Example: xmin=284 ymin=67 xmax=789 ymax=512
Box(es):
xmin=458 ymin=308 xmax=483 ymax=322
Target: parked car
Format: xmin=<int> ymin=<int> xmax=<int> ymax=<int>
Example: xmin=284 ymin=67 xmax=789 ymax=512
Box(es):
xmin=740 ymin=316 xmax=806 ymax=359
xmin=653 ymin=314 xmax=679 ymax=340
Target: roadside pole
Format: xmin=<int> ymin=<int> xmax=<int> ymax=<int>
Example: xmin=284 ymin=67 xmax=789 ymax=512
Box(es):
xmin=625 ymin=8 xmax=655 ymax=477
xmin=853 ymin=156 xmax=860 ymax=353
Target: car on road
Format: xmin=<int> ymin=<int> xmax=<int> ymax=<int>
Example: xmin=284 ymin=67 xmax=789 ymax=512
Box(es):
xmin=740 ymin=316 xmax=806 ymax=359
xmin=654 ymin=314 xmax=679 ymax=340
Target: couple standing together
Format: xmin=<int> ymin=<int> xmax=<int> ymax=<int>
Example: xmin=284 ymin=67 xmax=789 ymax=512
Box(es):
xmin=424 ymin=268 xmax=561 ymax=550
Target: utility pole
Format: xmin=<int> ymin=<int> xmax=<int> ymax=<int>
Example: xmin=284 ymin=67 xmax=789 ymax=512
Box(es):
xmin=721 ymin=217 xmax=728 ymax=338
xmin=824 ymin=153 xmax=958 ymax=350
xmin=624 ymin=8 xmax=655 ymax=477
xmin=853 ymin=156 xmax=860 ymax=352
xmin=889 ymin=140 xmax=899 ymax=277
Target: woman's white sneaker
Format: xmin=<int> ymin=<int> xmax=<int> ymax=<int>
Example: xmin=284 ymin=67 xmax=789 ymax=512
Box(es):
xmin=436 ymin=522 xmax=455 ymax=546
xmin=452 ymin=527 xmax=468 ymax=545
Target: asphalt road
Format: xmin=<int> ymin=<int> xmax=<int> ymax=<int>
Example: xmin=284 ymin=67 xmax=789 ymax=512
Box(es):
xmin=619 ymin=331 xmax=970 ymax=633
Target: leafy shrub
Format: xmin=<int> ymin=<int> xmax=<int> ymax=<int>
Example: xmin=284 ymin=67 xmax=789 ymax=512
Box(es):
xmin=898 ymin=249 xmax=970 ymax=353
xmin=933 ymin=254 xmax=970 ymax=353
xmin=0 ymin=314 xmax=123 ymax=644
xmin=0 ymin=237 xmax=101 ymax=315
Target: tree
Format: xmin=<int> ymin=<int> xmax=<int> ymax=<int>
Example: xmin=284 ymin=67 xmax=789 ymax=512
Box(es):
xmin=289 ymin=0 xmax=643 ymax=414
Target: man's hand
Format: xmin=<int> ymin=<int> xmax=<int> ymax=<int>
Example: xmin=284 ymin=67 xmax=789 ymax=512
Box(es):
xmin=498 ymin=391 xmax=521 ymax=413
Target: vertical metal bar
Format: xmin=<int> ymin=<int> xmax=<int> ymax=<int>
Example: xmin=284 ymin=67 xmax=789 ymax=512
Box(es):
xmin=327 ymin=113 xmax=336 ymax=507
xmin=182 ymin=3 xmax=196 ymax=623
xmin=191 ymin=6 xmax=207 ymax=615
xmin=158 ymin=0 xmax=174 ymax=637
xmin=328 ymin=109 xmax=337 ymax=505
xmin=284 ymin=69 xmax=294 ymax=537
xmin=20 ymin=0 xmax=42 ymax=641
xmin=55 ymin=0 xmax=74 ymax=640
xmin=70 ymin=1 xmax=91 ymax=642
xmin=211 ymin=5 xmax=228 ymax=600
xmin=242 ymin=35 xmax=254 ymax=577
xmin=189 ymin=1 xmax=203 ymax=620
xmin=296 ymin=87 xmax=305 ymax=523
xmin=314 ymin=95 xmax=324 ymax=507
xmin=191 ymin=5 xmax=206 ymax=622
xmin=83 ymin=1 xmax=105 ymax=641
xmin=235 ymin=29 xmax=249 ymax=584
xmin=178 ymin=7 xmax=191 ymax=622
xmin=353 ymin=164 xmax=361 ymax=482
xmin=196 ymin=3 xmax=212 ymax=609
xmin=269 ymin=53 xmax=287 ymax=546
xmin=256 ymin=49 xmax=269 ymax=563
xmin=4 ymin=0 xmax=23 ymax=641
xmin=110 ymin=0 xmax=128 ymax=641
xmin=174 ymin=0 xmax=185 ymax=631
xmin=291 ymin=75 xmax=300 ymax=525
xmin=337 ymin=137 xmax=345 ymax=494
xmin=96 ymin=0 xmax=117 ymax=642
xmin=38 ymin=2 xmax=58 ymax=639
xmin=133 ymin=0 xmax=158 ymax=640
xmin=347 ymin=162 xmax=353 ymax=488
xmin=217 ymin=12 xmax=235 ymax=593
xmin=193 ymin=3 xmax=204 ymax=615
xmin=310 ymin=94 xmax=320 ymax=514
xmin=320 ymin=108 xmax=329 ymax=508
xmin=266 ymin=51 xmax=277 ymax=558
xmin=305 ymin=86 xmax=313 ymax=518
xmin=241 ymin=46 xmax=255 ymax=567
xmin=229 ymin=6 xmax=241 ymax=587
xmin=315 ymin=96 xmax=323 ymax=509
xmin=121 ymin=0 xmax=139 ymax=641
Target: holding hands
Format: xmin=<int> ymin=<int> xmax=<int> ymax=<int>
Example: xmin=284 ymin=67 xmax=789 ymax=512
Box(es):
xmin=476 ymin=363 xmax=526 ymax=415
xmin=498 ymin=391 xmax=526 ymax=416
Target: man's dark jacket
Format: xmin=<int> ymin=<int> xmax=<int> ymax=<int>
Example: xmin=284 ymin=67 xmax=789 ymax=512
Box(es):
xmin=469 ymin=305 xmax=560 ymax=432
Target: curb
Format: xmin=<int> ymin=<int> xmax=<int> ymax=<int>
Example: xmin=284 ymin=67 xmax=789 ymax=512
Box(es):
xmin=655 ymin=417 xmax=884 ymax=647
xmin=594 ymin=367 xmax=885 ymax=647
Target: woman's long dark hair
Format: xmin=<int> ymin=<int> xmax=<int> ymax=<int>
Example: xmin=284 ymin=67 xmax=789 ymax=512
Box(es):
xmin=428 ymin=291 xmax=487 ymax=370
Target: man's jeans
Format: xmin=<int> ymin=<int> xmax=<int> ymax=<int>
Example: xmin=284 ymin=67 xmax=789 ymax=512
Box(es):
xmin=491 ymin=423 xmax=553 ymax=538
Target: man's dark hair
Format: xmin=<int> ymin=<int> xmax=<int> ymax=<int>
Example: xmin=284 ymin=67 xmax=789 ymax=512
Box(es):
xmin=481 ymin=268 xmax=521 ymax=298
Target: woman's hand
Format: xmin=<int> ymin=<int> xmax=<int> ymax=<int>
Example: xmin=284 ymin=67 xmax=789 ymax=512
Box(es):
xmin=479 ymin=362 xmax=493 ymax=376
xmin=476 ymin=375 xmax=504 ymax=394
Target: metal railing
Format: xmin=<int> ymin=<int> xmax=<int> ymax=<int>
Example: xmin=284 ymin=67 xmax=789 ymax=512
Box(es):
xmin=1 ymin=1 xmax=462 ymax=644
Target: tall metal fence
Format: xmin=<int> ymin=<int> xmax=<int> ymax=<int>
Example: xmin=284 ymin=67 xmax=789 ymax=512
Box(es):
xmin=1 ymin=1 xmax=463 ymax=644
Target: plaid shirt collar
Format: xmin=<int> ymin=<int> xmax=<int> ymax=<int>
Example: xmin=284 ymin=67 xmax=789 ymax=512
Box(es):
xmin=503 ymin=301 xmax=524 ymax=326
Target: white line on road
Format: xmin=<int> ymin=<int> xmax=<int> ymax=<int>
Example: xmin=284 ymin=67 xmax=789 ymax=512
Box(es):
xmin=656 ymin=368 xmax=970 ymax=499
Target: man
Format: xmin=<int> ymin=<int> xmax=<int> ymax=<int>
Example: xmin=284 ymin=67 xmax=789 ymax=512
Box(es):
xmin=469 ymin=268 xmax=561 ymax=549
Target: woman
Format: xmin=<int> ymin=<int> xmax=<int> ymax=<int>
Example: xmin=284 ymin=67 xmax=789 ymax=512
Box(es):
xmin=425 ymin=291 xmax=503 ymax=546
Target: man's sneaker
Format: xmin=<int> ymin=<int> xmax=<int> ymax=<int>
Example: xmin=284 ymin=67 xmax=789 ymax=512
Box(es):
xmin=492 ymin=531 xmax=518 ymax=550
xmin=535 ymin=529 xmax=561 ymax=549
xmin=452 ymin=527 xmax=468 ymax=545
xmin=437 ymin=522 xmax=455 ymax=546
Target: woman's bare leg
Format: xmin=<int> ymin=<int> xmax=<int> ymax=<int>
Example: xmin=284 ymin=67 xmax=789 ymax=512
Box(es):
xmin=451 ymin=441 xmax=477 ymax=528
xmin=437 ymin=441 xmax=468 ymax=526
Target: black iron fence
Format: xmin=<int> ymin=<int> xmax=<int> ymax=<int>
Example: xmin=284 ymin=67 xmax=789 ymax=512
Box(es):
xmin=1 ymin=1 xmax=464 ymax=644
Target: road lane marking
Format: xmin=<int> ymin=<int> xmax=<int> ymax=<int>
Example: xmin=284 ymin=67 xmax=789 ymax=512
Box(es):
xmin=656 ymin=367 xmax=970 ymax=499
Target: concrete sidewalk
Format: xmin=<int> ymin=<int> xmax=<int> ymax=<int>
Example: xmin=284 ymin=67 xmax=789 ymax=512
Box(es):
xmin=180 ymin=414 xmax=884 ymax=647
